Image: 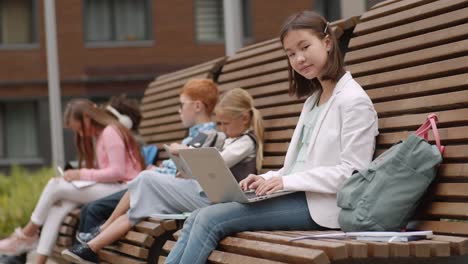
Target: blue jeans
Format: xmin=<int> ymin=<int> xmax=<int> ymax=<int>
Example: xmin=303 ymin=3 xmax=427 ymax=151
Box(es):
xmin=165 ymin=192 xmax=323 ymax=264
xmin=78 ymin=189 xmax=126 ymax=233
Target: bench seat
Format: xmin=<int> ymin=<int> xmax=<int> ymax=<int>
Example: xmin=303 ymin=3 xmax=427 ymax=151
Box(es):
xmin=52 ymin=0 xmax=468 ymax=262
xmin=161 ymin=0 xmax=468 ymax=263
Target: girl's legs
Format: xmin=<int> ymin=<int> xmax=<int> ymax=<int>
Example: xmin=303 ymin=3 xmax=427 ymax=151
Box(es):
xmin=35 ymin=201 xmax=78 ymax=260
xmin=165 ymin=192 xmax=322 ymax=264
xmin=89 ymin=214 xmax=132 ymax=252
xmin=62 ymin=172 xmax=212 ymax=263
xmin=1 ymin=177 xmax=126 ymax=256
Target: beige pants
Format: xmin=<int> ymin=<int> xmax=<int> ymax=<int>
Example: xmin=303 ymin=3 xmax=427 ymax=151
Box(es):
xmin=30 ymin=177 xmax=127 ymax=256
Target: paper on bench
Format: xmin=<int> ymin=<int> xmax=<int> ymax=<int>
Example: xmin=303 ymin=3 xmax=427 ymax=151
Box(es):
xmin=71 ymin=180 xmax=96 ymax=189
xmin=289 ymin=230 xmax=433 ymax=242
xmin=150 ymin=212 xmax=191 ymax=220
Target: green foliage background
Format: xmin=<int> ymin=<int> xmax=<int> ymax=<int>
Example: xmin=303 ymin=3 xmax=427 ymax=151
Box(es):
xmin=0 ymin=166 xmax=52 ymax=238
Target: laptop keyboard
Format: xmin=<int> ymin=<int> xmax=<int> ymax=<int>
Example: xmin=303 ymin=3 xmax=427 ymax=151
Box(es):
xmin=244 ymin=191 xmax=258 ymax=199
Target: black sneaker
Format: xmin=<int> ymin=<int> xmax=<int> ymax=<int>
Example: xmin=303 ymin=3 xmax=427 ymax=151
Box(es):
xmin=0 ymin=253 xmax=27 ymax=264
xmin=61 ymin=243 xmax=99 ymax=264
xmin=76 ymin=226 xmax=100 ymax=244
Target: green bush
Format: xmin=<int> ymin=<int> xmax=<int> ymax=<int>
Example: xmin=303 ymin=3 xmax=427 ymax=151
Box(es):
xmin=0 ymin=166 xmax=52 ymax=238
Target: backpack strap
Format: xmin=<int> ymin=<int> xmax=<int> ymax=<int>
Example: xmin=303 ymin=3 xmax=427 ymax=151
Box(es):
xmin=415 ymin=113 xmax=444 ymax=154
xmin=187 ymin=133 xmax=208 ymax=148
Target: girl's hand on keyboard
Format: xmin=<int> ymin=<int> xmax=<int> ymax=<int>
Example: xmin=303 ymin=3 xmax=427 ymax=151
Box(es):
xmin=239 ymin=174 xmax=264 ymax=191
xmin=256 ymin=176 xmax=284 ymax=196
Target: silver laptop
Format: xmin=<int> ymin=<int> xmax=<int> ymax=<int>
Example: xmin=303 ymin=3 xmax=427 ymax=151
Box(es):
xmin=178 ymin=147 xmax=294 ymax=203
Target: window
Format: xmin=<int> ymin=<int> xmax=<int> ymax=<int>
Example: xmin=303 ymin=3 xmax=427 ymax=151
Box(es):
xmin=84 ymin=0 xmax=152 ymax=43
xmin=0 ymin=102 xmax=39 ymax=159
xmin=314 ymin=0 xmax=341 ymax=21
xmin=0 ymin=0 xmax=36 ymax=45
xmin=195 ymin=0 xmax=252 ymax=42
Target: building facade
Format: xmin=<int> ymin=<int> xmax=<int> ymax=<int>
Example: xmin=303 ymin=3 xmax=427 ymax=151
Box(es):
xmin=0 ymin=0 xmax=378 ymax=171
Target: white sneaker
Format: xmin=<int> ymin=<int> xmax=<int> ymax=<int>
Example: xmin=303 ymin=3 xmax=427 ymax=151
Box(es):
xmin=0 ymin=227 xmax=38 ymax=256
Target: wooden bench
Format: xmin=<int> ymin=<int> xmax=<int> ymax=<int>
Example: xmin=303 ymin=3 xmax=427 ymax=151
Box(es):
xmin=161 ymin=0 xmax=468 ymax=263
xmin=51 ymin=57 xmax=226 ymax=264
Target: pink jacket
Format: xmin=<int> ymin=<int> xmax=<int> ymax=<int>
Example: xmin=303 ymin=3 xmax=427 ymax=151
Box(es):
xmin=79 ymin=125 xmax=141 ymax=182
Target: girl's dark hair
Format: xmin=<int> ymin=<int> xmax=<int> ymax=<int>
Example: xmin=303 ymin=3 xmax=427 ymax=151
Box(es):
xmin=107 ymin=94 xmax=142 ymax=130
xmin=280 ymin=11 xmax=345 ymax=98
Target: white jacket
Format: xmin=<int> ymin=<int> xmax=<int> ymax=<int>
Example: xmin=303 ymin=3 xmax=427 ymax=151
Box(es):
xmin=260 ymin=72 xmax=379 ymax=228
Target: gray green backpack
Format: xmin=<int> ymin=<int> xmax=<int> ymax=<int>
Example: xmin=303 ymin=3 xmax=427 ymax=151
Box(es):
xmin=337 ymin=114 xmax=444 ymax=232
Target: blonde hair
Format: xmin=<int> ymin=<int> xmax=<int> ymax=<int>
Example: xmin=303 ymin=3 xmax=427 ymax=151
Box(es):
xmin=215 ymin=88 xmax=264 ymax=172
xmin=64 ymin=99 xmax=144 ymax=170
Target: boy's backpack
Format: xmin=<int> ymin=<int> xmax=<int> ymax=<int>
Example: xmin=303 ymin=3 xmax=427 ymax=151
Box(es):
xmin=337 ymin=114 xmax=444 ymax=232
xmin=188 ymin=131 xmax=226 ymax=150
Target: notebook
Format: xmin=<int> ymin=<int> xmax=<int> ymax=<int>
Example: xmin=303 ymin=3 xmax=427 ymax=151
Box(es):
xmin=178 ymin=148 xmax=293 ymax=203
xmin=289 ymin=230 xmax=434 ymax=242
xmin=163 ymin=144 xmax=191 ymax=176
xmin=57 ymin=166 xmax=96 ymax=189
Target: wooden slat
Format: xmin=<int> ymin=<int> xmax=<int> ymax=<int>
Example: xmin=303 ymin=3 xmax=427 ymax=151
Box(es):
xmin=219 ymin=60 xmax=288 ymax=83
xmin=219 ymin=236 xmax=330 ymax=264
xmin=69 ymin=208 xmax=81 ymax=218
xmin=439 ymin=164 xmax=468 ymax=180
xmin=99 ymin=249 xmax=146 ymax=264
xmin=356 ymin=56 xmax=468 ymax=90
xmin=234 ymin=231 xmax=348 ymax=261
xmin=427 ymin=240 xmax=451 ymax=257
xmin=237 ymin=38 xmax=280 ymax=53
xmin=388 ymin=242 xmax=410 ymax=257
xmin=408 ymin=240 xmax=432 ymax=257
xmin=139 ymin=115 xmax=180 ymax=129
xmin=247 ymin=81 xmax=289 ymax=98
xmin=414 ymin=221 xmax=468 ymax=236
xmin=56 ymin=236 xmax=72 ymax=247
xmin=354 ymin=0 xmax=465 ymax=36
xmin=62 ymin=215 xmax=78 ymax=226
xmin=432 ymin=235 xmax=468 ymax=255
xmin=263 ymin=117 xmax=299 ymax=130
xmin=265 ymin=130 xmax=294 ymax=141
xmin=104 ymin=242 xmax=149 ymax=259
xmin=225 ymin=41 xmax=282 ymax=65
xmin=139 ymin=121 xmax=183 ymax=135
xmin=58 ymin=225 xmax=74 ymax=235
xmin=434 ymin=183 xmax=468 ymax=199
xmin=255 ymin=94 xmax=302 ymax=109
xmin=346 ymin=22 xmax=468 ymax=64
xmin=348 ymin=39 xmax=468 ymax=76
xmin=277 ymin=231 xmax=368 ymax=259
xmin=221 ymin=50 xmax=286 ymax=74
xmin=141 ymin=105 xmax=179 ymax=120
xmin=134 ymin=221 xmax=166 ymax=237
xmin=349 ymin=6 xmax=468 ymax=50
xmin=141 ymin=89 xmax=180 ymax=110
xmin=122 ymin=231 xmax=155 ymax=248
xmin=360 ymin=0 xmax=434 ymax=22
xmin=144 ymin=72 xmax=207 ymax=98
xmin=371 ymin=0 xmax=403 ymax=10
xmin=151 ymin=57 xmax=225 ymax=85
xmin=162 ymin=240 xmax=287 ymax=264
xmin=372 ymin=89 xmax=468 ymax=117
xmin=423 ymin=202 xmax=468 ymax=219
xmin=262 ymin=156 xmax=285 ymax=167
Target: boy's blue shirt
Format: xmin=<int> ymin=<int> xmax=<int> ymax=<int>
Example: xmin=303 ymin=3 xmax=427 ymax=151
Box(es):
xmin=155 ymin=122 xmax=216 ymax=176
